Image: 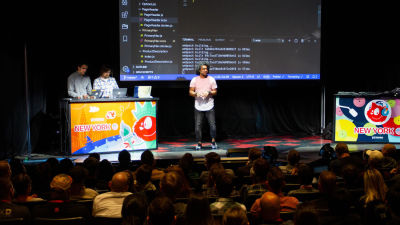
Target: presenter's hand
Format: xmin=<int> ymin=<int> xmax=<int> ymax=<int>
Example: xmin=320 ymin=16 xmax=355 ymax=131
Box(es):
xmin=83 ymin=95 xmax=89 ymax=99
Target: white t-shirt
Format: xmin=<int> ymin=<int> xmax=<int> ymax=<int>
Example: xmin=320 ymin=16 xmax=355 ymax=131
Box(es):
xmin=92 ymin=191 xmax=132 ymax=218
xmin=190 ymin=76 xmax=218 ymax=111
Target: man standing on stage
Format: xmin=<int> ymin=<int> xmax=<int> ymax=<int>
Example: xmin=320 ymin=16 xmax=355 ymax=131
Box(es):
xmin=189 ymin=62 xmax=218 ymax=150
xmin=67 ymin=63 xmax=92 ymax=99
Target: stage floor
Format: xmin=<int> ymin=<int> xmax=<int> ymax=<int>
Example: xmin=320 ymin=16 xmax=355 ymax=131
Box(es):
xmin=20 ymin=135 xmax=399 ymax=165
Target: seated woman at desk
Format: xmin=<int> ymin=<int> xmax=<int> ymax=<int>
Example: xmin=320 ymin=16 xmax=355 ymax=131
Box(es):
xmin=93 ymin=64 xmax=119 ymax=98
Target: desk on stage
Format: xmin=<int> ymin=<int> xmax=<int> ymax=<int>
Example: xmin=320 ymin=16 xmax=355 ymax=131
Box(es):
xmin=334 ymin=92 xmax=400 ymax=143
xmin=60 ymin=97 xmax=159 ymax=155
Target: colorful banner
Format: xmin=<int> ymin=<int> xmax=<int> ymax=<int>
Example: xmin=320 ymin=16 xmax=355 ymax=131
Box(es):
xmin=334 ymin=96 xmax=400 ymax=143
xmin=70 ymin=101 xmax=157 ymax=154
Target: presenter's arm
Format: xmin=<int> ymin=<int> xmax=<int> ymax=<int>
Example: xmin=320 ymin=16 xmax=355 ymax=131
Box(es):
xmin=189 ymin=87 xmax=197 ymax=97
xmin=209 ymin=89 xmax=217 ymax=96
xmin=67 ymin=77 xmax=79 ymax=98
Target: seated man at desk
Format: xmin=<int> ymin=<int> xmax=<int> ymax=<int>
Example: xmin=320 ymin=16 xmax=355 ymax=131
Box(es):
xmin=93 ymin=64 xmax=119 ymax=98
xmin=67 ymin=63 xmax=93 ymax=99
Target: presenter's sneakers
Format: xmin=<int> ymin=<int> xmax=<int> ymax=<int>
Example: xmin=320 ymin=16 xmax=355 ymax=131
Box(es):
xmin=196 ymin=143 xmax=202 ymax=150
xmin=211 ymin=142 xmax=218 ymax=150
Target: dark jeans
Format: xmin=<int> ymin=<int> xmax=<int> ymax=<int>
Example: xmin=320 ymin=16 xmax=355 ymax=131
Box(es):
xmin=195 ymin=108 xmax=216 ymax=143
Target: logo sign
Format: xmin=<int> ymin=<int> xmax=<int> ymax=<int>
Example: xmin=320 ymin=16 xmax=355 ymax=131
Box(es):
xmin=364 ymin=100 xmax=391 ymax=125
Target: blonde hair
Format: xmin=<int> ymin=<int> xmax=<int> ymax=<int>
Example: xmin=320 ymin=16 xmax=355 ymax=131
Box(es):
xmin=363 ymin=168 xmax=387 ymax=203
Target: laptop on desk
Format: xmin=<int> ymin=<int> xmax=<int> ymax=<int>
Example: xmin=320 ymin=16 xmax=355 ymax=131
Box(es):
xmin=112 ymin=88 xmax=128 ymax=98
xmin=90 ymin=89 xmax=103 ymax=98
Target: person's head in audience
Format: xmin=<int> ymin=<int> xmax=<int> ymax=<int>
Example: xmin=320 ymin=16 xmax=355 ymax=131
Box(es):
xmin=122 ymin=193 xmax=148 ymax=225
xmin=293 ymin=203 xmax=319 ymax=225
xmin=134 ymin=164 xmax=153 ymax=191
xmin=208 ymin=163 xmax=226 ymax=188
xmin=185 ymin=193 xmax=214 ymax=225
xmin=318 ymin=171 xmax=336 ymax=194
xmin=259 ymin=192 xmax=281 ymax=222
xmin=366 ymin=150 xmax=384 ymax=169
xmin=387 ymin=180 xmax=400 ymax=219
xmin=141 ymin=150 xmax=155 ymax=167
xmin=222 ymin=206 xmax=249 ymax=225
xmin=46 ymin=157 xmax=60 ymax=177
xmin=89 ymin=152 xmax=100 ymax=161
xmin=297 ymin=164 xmax=314 ymax=186
xmin=341 ymin=163 xmax=363 ymax=188
xmin=248 ymin=148 xmax=262 ymax=162
xmin=179 ymin=153 xmax=194 ymax=176
xmin=9 ymin=157 xmax=26 ymax=176
xmin=59 ymin=158 xmax=74 ymax=174
xmin=252 ymin=158 xmax=269 ymax=183
xmin=96 ymin=159 xmax=115 ymax=182
xmin=0 ymin=160 xmax=12 ymax=179
xmin=118 ymin=150 xmax=132 ymax=169
xmin=205 ymin=152 xmax=221 ymax=170
xmin=49 ymin=173 xmax=73 ymax=200
xmin=0 ymin=178 xmax=14 ymax=201
xmin=267 ymin=167 xmax=285 ymax=194
xmin=69 ymin=165 xmax=89 ymax=195
xmin=382 ymin=143 xmax=396 ymax=158
xmin=83 ymin=156 xmax=99 ymax=188
xmin=363 ymin=168 xmax=387 ymax=203
xmin=12 ymin=173 xmax=33 ymax=201
xmin=148 ymin=196 xmax=176 ymax=225
xmin=334 ymin=143 xmax=350 ymax=159
xmin=109 ymin=171 xmax=130 ymax=192
xmin=328 ymin=188 xmax=353 ymax=216
xmin=216 ymin=173 xmax=233 ymax=198
xmin=287 ymin=149 xmax=300 ymax=167
xmin=160 ymin=171 xmax=188 ymax=200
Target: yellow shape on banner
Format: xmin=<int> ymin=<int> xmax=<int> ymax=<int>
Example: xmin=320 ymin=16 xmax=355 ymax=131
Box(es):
xmin=394 ymin=115 xmax=400 ymax=125
xmin=363 ymin=123 xmax=376 ymax=136
xmin=335 ymin=119 xmax=358 ymax=141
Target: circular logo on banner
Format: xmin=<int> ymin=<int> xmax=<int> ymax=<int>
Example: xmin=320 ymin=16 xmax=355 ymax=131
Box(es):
xmin=364 ymin=100 xmax=391 ymax=125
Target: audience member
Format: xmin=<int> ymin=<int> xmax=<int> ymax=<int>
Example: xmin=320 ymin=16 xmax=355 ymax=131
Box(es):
xmin=32 ymin=174 xmax=90 ymax=219
xmin=116 ymin=150 xmax=133 ymax=172
xmin=288 ymin=164 xmax=318 ymax=195
xmin=341 ymin=163 xmax=364 ymax=201
xmin=293 ymin=203 xmax=319 ymax=225
xmin=92 ymin=171 xmax=132 ymax=218
xmin=251 ymin=167 xmax=299 ymax=218
xmin=279 ymin=149 xmax=300 ymax=175
xmin=200 ymin=152 xmax=235 ymax=185
xmin=222 ymin=206 xmax=248 ymax=225
xmin=133 ymin=164 xmax=156 ymax=192
xmin=361 ymin=168 xmax=389 ymax=225
xmin=59 ymin=158 xmax=74 ymax=175
xmin=329 ymin=143 xmax=364 ymax=177
xmin=179 ymin=153 xmax=200 ymax=189
xmin=210 ymin=173 xmax=246 ymax=216
xmin=9 ymin=158 xmax=26 ymax=177
xmin=185 ymin=193 xmax=214 ymax=225
xmin=148 ymin=196 xmax=176 ymax=225
xmin=69 ymin=165 xmax=99 ymax=200
xmin=382 ymin=144 xmax=397 ymax=171
xmin=83 ymin=156 xmax=99 ymax=188
xmin=121 ymin=193 xmax=148 ymax=225
xmin=309 ymin=170 xmax=336 ymax=210
xmin=12 ymin=173 xmax=44 ymax=202
xmin=0 ymin=160 xmax=12 ymax=179
xmin=387 ymin=180 xmax=400 ymax=225
xmin=242 ymin=158 xmax=269 ymax=196
xmin=141 ymin=150 xmax=165 ymax=180
xmin=365 ymin=149 xmax=384 ymax=169
xmin=95 ymin=159 xmax=115 ymax=190
xmin=0 ymin=178 xmax=30 ymax=221
xmin=236 ymin=148 xmax=262 ymax=178
xmin=89 ymin=153 xmax=100 ymax=161
xmin=259 ymin=192 xmax=282 ymax=223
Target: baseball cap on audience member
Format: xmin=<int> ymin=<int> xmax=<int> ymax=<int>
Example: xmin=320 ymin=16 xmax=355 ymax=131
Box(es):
xmin=50 ymin=174 xmax=73 ymax=191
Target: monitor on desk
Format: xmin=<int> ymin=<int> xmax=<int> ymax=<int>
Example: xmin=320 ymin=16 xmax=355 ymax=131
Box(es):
xmin=134 ymin=86 xmax=152 ymax=98
xmin=112 ymin=88 xmax=128 ymax=98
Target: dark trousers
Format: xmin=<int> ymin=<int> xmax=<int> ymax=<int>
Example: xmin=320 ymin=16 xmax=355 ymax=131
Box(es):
xmin=195 ymin=108 xmax=216 ymax=143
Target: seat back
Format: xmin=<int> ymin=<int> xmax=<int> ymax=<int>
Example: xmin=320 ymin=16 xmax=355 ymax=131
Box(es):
xmin=34 ymin=217 xmax=85 ymax=225
xmin=0 ymin=217 xmax=25 ymax=225
xmin=90 ymin=217 xmax=122 ymax=225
